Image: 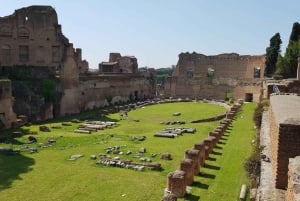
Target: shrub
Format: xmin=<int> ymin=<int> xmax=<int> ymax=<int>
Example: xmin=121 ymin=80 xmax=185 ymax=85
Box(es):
xmin=253 ymin=99 xmax=269 ymax=128
xmin=244 ymin=145 xmax=264 ymax=178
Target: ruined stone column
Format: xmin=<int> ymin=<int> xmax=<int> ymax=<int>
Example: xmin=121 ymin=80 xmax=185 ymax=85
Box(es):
xmin=209 ymin=131 xmax=220 ymax=141
xmin=180 ymin=159 xmax=194 ymax=186
xmin=185 ymin=149 xmax=200 ymax=175
xmin=204 ymin=137 xmax=214 ymax=154
xmin=167 ymin=170 xmax=186 ymax=197
xmin=209 ymin=136 xmax=217 ymax=148
xmin=194 ymin=141 xmax=205 ymax=166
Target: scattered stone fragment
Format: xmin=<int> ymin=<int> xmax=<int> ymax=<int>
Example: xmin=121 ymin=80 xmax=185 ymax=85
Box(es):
xmin=39 ymin=125 xmax=51 ymax=132
xmin=161 ymin=153 xmax=172 ymax=160
xmin=68 ymin=154 xmax=83 ymax=161
xmin=139 ymin=147 xmax=146 ymax=153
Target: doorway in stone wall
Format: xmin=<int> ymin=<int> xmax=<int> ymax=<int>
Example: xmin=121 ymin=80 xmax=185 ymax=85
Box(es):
xmin=245 ymin=93 xmax=253 ymax=102
xmin=134 ymin=90 xmax=138 ymax=101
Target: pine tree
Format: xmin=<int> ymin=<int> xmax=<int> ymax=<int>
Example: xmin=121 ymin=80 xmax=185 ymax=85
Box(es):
xmin=289 ymin=22 xmax=300 ymax=42
xmin=265 ymin=33 xmax=282 ymax=76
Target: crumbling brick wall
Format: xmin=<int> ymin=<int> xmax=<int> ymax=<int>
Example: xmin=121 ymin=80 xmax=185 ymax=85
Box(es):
xmin=286 ymin=156 xmax=300 ymax=201
xmin=164 ymin=52 xmax=265 ymax=102
xmin=269 ymin=95 xmax=300 ymax=189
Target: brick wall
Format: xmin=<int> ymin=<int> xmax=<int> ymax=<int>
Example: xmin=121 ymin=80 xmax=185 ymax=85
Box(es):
xmin=269 ymin=98 xmax=300 ymax=189
xmin=286 ymin=156 xmax=300 ymax=201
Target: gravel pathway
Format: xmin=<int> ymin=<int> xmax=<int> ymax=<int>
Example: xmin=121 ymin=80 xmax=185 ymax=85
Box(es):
xmin=256 ymin=110 xmax=285 ymax=201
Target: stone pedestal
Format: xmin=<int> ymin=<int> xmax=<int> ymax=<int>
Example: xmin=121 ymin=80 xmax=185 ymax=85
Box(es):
xmin=185 ymin=149 xmax=200 ymax=175
xmin=194 ymin=141 xmax=205 ymax=166
xmin=167 ymin=170 xmax=186 ymax=197
xmin=180 ymin=159 xmax=194 ymax=185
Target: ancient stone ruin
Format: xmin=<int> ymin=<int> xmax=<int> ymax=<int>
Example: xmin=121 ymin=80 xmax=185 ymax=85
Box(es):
xmin=0 ymin=6 xmax=155 ymax=128
xmin=164 ymin=52 xmax=265 ymax=102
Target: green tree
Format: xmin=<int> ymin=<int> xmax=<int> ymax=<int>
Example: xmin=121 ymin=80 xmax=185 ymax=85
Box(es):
xmin=275 ymin=22 xmax=300 ymax=77
xmin=289 ymin=22 xmax=300 ymax=42
xmin=265 ymin=33 xmax=282 ymax=76
xmin=276 ymin=40 xmax=300 ymax=77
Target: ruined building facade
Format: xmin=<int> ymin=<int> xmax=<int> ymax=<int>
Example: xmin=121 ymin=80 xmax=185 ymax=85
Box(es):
xmin=164 ymin=52 xmax=265 ymax=102
xmin=0 ymin=6 xmax=154 ymax=128
xmin=99 ymin=53 xmax=138 ymax=73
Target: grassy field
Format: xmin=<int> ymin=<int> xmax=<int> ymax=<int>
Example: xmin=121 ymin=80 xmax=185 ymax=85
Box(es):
xmin=0 ymin=102 xmax=256 ymax=201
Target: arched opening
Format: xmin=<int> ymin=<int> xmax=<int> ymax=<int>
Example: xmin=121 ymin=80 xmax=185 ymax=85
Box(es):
xmin=18 ymin=27 xmax=30 ymax=39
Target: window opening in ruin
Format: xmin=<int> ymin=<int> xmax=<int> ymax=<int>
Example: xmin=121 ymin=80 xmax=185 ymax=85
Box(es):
xmin=1 ymin=45 xmax=11 ymax=64
xmin=25 ymin=16 xmax=29 ymax=21
xmin=36 ymin=46 xmax=45 ymax=63
xmin=186 ymin=67 xmax=193 ymax=78
xmin=225 ymin=91 xmax=233 ymax=101
xmin=207 ymin=67 xmax=215 ymax=78
xmin=254 ymin=67 xmax=261 ymax=78
xmin=52 ymin=46 xmax=60 ymax=62
xmin=134 ymin=91 xmax=138 ymax=101
xmin=18 ymin=27 xmax=30 ymax=39
xmin=0 ymin=26 xmax=12 ymax=37
xmin=245 ymin=93 xmax=253 ymax=102
xmin=19 ymin=45 xmax=29 ymax=62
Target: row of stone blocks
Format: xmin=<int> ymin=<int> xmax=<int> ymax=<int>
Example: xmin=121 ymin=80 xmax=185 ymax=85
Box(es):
xmin=161 ymin=104 xmax=241 ymax=200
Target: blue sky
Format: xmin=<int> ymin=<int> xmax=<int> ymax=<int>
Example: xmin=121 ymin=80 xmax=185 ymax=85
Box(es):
xmin=1 ymin=1 xmax=300 ymax=69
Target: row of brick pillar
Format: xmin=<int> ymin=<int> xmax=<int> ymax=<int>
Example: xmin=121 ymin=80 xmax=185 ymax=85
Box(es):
xmin=161 ymin=103 xmax=242 ymax=200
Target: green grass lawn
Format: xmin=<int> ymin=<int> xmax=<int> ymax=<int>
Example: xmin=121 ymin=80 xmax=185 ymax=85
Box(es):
xmin=0 ymin=102 xmax=256 ymax=201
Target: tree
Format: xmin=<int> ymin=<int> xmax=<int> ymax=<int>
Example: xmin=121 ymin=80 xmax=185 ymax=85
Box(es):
xmin=289 ymin=22 xmax=300 ymax=42
xmin=276 ymin=40 xmax=300 ymax=76
xmin=265 ymin=33 xmax=282 ymax=76
xmin=275 ymin=22 xmax=300 ymax=78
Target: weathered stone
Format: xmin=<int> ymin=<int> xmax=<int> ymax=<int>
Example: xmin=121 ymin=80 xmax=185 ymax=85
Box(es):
xmin=39 ymin=125 xmax=51 ymax=132
xmin=139 ymin=147 xmax=146 ymax=153
xmin=180 ymin=159 xmax=194 ymax=185
xmin=161 ymin=193 xmax=177 ymax=201
xmin=194 ymin=141 xmax=206 ymax=166
xmin=161 ymin=153 xmax=172 ymax=160
xmin=167 ymin=170 xmax=186 ymax=197
xmin=185 ymin=149 xmax=200 ymax=175
xmin=28 ymin=136 xmax=37 ymax=143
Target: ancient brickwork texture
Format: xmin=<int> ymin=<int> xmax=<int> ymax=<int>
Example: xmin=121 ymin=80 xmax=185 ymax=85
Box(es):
xmin=269 ymin=95 xmax=300 ymax=189
xmin=164 ymin=52 xmax=265 ymax=102
xmin=286 ymin=156 xmax=300 ymax=201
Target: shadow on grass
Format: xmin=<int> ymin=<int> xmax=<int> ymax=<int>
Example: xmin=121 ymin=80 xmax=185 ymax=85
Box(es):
xmin=207 ymin=156 xmax=216 ymax=161
xmin=184 ymin=193 xmax=200 ymax=201
xmin=204 ymin=163 xmax=221 ymax=170
xmin=199 ymin=172 xmax=216 ymax=179
xmin=217 ymin=140 xmax=226 ymax=145
xmin=214 ymin=145 xmax=223 ymax=149
xmin=0 ymin=153 xmax=34 ymax=191
xmin=211 ymin=150 xmax=222 ymax=156
xmin=193 ymin=181 xmax=209 ymax=189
